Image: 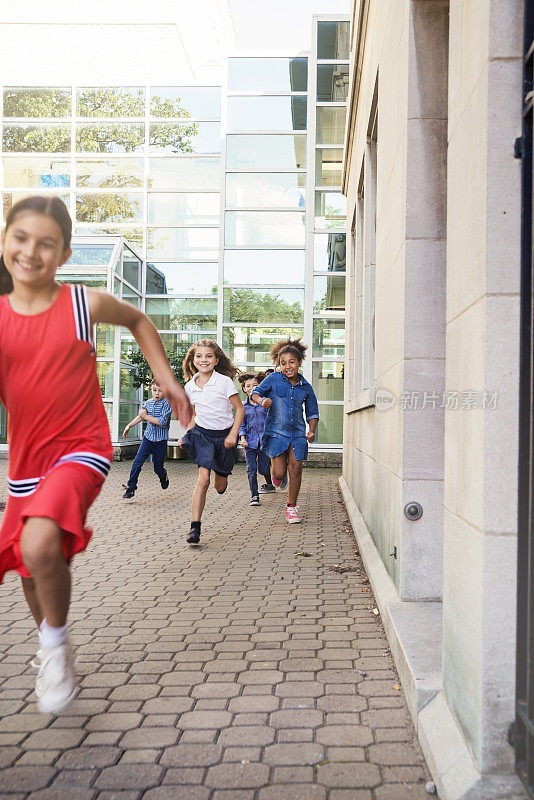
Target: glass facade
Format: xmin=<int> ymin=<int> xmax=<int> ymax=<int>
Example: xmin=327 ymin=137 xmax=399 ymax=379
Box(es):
xmin=0 ymin=16 xmax=349 ymax=449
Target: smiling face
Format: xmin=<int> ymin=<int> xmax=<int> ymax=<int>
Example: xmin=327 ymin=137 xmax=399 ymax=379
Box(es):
xmin=279 ymin=352 xmax=301 ymax=380
xmin=193 ymin=345 xmax=219 ymax=375
xmin=243 ymin=377 xmax=259 ymax=397
xmin=1 ymin=210 xmax=71 ymax=291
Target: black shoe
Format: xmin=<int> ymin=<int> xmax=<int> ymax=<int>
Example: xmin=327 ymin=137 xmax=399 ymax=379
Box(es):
xmin=160 ymin=472 xmax=169 ymax=489
xmin=250 ymin=496 xmax=260 ymax=506
xmin=187 ymin=528 xmax=201 ymax=544
xmin=259 ymin=484 xmax=276 ymax=494
xmin=123 ymin=487 xmax=135 ymax=499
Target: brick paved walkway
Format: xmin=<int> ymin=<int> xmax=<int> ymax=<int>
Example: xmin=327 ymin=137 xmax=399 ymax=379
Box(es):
xmin=0 ymin=460 xmax=432 ymax=799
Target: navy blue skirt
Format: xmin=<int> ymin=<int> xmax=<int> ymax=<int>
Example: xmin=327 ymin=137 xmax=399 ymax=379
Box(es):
xmin=182 ymin=424 xmax=236 ymax=476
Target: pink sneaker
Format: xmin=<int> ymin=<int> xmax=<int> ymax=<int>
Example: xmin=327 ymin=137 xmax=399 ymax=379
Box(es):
xmin=272 ymin=475 xmax=282 ymax=488
xmin=285 ymin=504 xmax=301 ymax=524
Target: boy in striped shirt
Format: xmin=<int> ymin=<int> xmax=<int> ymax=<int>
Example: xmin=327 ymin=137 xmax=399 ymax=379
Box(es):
xmin=122 ymin=378 xmax=172 ymax=499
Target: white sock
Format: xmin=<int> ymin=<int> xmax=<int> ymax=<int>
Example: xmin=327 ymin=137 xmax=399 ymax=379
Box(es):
xmin=39 ymin=619 xmax=68 ymax=649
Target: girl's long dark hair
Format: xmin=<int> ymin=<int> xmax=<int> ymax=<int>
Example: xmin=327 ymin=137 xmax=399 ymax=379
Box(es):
xmin=0 ymin=195 xmax=72 ymax=295
xmin=182 ymin=339 xmax=240 ymax=381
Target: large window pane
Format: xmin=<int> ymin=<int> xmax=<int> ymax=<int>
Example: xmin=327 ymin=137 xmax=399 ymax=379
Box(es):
xmin=226 ymin=135 xmax=306 ymax=170
xmin=3 ymin=124 xmax=70 ymax=153
xmin=151 ymin=87 xmax=221 ymax=119
xmin=146 ymin=262 xmax=218 ymax=294
xmin=313 ymin=319 xmax=345 ymax=358
xmin=57 ymin=272 xmax=107 ymax=289
xmin=223 ymin=326 xmax=304 ymax=364
xmin=145 ymin=298 xmax=218 ymax=330
xmin=123 ymin=248 xmax=141 ymax=289
xmin=315 ymin=191 xmax=347 ymax=229
xmin=316 ymin=107 xmax=346 ymax=146
xmin=148 ymin=157 xmax=220 ymax=191
xmin=67 ymin=245 xmax=114 ymax=266
xmin=223 ymin=288 xmax=304 ymax=324
xmin=317 ymin=65 xmax=350 ymax=101
xmin=77 ymin=87 xmax=145 ymax=117
xmin=226 ymin=173 xmax=305 ymax=209
xmin=76 ymin=193 xmax=143 ymax=223
xmin=74 ymin=226 xmax=143 ymax=251
xmin=3 ymin=87 xmax=71 ymax=118
xmin=119 ymin=403 xmax=140 ymax=435
xmin=225 ymin=211 xmax=305 ymax=247
xmin=313 ymin=275 xmax=346 ymax=313
xmin=314 ymin=232 xmax=346 ymax=271
xmin=315 ymin=148 xmax=343 ymax=187
xmin=149 ymin=122 xmax=220 ymax=154
xmin=97 ymin=361 xmax=115 ymax=397
xmin=120 ymin=368 xmax=138 ymax=403
xmin=224 ymin=250 xmax=305 ymax=285
xmin=147 ymin=193 xmax=220 ymax=225
xmin=313 ymin=362 xmax=344 ymax=401
xmin=76 ymin=157 xmax=144 ymax=188
xmin=315 ymin=403 xmax=343 ymax=445
xmin=2 ymin=156 xmax=70 ymax=188
xmin=76 ymin=123 xmax=144 ymax=153
xmin=96 ymin=324 xmax=115 ymax=358
xmin=147 ymin=228 xmax=219 ymax=260
xmin=227 ymin=97 xmax=307 ymax=132
xmin=3 ymin=191 xmax=69 ymax=221
xmin=317 ymin=21 xmax=350 ymax=60
xmin=160 ymin=333 xmax=216 ymax=362
xmin=228 ymin=58 xmax=307 ymax=92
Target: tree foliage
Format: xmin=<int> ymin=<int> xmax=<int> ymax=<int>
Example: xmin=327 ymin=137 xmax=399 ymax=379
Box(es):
xmin=129 ymin=343 xmax=189 ymax=391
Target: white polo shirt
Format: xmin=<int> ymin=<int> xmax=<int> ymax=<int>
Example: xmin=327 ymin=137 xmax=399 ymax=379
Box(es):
xmin=184 ymin=371 xmax=238 ymax=430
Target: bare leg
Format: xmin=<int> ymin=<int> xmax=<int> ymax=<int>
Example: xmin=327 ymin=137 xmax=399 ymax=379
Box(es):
xmin=192 ymin=467 xmax=211 ymax=521
xmin=19 ymin=517 xmax=71 ymax=628
xmin=214 ymin=474 xmax=228 ymax=494
xmin=21 ymin=577 xmax=43 ymax=628
xmin=287 ymin=445 xmax=303 ymax=506
xmin=271 ymin=452 xmax=288 ymax=482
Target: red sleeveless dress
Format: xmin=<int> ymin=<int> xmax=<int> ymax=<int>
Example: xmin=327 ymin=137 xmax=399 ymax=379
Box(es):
xmin=0 ymin=284 xmax=113 ymax=581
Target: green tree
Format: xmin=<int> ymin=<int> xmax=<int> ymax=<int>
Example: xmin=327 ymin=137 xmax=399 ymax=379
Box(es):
xmin=129 ymin=343 xmax=188 ymax=393
xmin=224 ymin=288 xmax=303 ymax=325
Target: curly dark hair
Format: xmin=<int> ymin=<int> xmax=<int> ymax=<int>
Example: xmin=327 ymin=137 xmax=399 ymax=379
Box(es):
xmin=270 ymin=337 xmax=307 ymax=366
xmin=182 ymin=339 xmax=240 ymax=381
xmin=237 ymin=371 xmax=266 ymax=388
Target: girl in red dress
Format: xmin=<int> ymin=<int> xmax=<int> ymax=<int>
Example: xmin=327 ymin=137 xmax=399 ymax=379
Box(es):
xmin=0 ymin=196 xmax=191 ymax=714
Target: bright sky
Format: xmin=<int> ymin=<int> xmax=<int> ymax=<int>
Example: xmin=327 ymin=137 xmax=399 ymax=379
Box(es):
xmin=229 ymin=0 xmax=351 ymax=52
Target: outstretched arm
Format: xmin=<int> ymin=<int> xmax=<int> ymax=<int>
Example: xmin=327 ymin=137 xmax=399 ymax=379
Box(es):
xmin=88 ymin=290 xmax=192 ymax=426
xmin=225 ymin=394 xmax=245 ymax=449
xmin=123 ymin=414 xmax=143 ymax=438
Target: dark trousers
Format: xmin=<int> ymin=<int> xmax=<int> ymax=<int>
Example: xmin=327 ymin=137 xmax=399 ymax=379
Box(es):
xmin=127 ymin=437 xmax=167 ymax=490
xmin=245 ymin=448 xmax=271 ymax=497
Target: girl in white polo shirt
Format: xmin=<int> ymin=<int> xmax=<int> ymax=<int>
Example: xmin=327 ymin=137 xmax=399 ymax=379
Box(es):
xmin=179 ymin=339 xmax=244 ymax=544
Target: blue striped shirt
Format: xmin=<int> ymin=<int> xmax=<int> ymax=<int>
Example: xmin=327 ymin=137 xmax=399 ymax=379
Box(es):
xmin=143 ymin=397 xmax=172 ymax=442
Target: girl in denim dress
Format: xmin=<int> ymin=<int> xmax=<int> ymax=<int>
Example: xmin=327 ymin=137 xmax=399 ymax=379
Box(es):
xmin=251 ymin=338 xmax=319 ymax=524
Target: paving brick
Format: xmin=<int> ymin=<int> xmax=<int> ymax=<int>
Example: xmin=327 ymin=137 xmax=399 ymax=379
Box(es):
xmin=28 ymin=790 xmax=96 ymax=800
xmin=316 ymin=762 xmax=381 ymax=788
xmin=228 ymin=696 xmax=279 ymax=713
xmin=86 ymin=713 xmax=142 ymax=732
xmin=270 ymin=709 xmax=323 ymax=728
xmin=56 ymin=746 xmax=121 ymax=769
xmin=161 ymin=767 xmax=205 ymax=783
xmin=315 ymin=725 xmax=374 ymax=747
xmin=272 ymin=766 xmax=314 ymax=783
xmin=374 ymin=784 xmax=430 ymax=800
xmin=22 ymin=729 xmax=86 ymax=750
xmin=263 ymin=743 xmax=324 ymax=765
xmin=277 ymin=729 xmax=313 ymax=743
xmin=95 ymin=764 xmax=164 ymax=790
xmin=218 ymin=726 xmax=275 ymax=746
xmin=120 ymin=727 xmax=180 ymax=748
xmin=160 ymin=743 xmax=223 ymax=767
xmin=143 ymin=789 xmax=210 ymax=800
xmin=119 ymin=749 xmax=161 ymax=764
xmin=191 ymin=682 xmax=241 ymax=699
xmin=258 ymin=785 xmax=326 ymax=800
xmin=177 ymin=711 xmax=232 ymax=729
xmin=205 ymin=762 xmax=270 ymax=788
xmin=0 ymin=766 xmax=56 ymax=792
xmin=368 ymin=742 xmax=425 ymax=766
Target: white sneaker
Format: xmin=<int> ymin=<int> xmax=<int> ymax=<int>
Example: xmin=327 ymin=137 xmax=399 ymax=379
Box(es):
xmin=32 ymin=640 xmax=78 ymax=715
xmin=285 ymin=504 xmax=302 ymax=524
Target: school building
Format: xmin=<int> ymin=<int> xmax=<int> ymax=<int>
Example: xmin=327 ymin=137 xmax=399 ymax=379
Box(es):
xmin=0 ymin=4 xmax=350 ymax=457
xmin=341 ymin=1 xmax=529 ymax=798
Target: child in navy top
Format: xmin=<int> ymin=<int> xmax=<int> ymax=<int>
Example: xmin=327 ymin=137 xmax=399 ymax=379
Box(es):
xmin=238 ymin=372 xmax=275 ymax=506
xmin=251 ymin=338 xmax=319 ymax=524
xmin=122 ymin=377 xmax=172 ymax=498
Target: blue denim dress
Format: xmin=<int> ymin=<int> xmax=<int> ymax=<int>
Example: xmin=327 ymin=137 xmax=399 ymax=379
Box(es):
xmin=253 ymin=372 xmax=319 ymax=461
